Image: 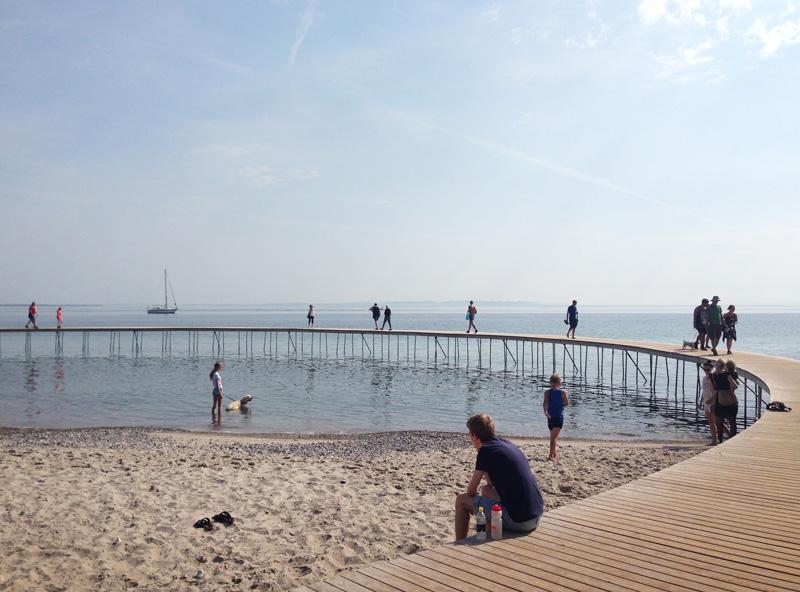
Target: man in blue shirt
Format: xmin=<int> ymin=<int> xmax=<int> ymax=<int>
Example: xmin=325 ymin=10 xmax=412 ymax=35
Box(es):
xmin=454 ymin=414 xmax=544 ymax=540
xmin=565 ymin=300 xmax=578 ymax=339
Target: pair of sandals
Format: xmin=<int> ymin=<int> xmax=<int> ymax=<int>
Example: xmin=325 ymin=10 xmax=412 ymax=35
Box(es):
xmin=193 ymin=512 xmax=235 ymax=531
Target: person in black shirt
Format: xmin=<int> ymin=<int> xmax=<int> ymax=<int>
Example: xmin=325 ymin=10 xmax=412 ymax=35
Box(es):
xmin=454 ymin=414 xmax=544 ymax=540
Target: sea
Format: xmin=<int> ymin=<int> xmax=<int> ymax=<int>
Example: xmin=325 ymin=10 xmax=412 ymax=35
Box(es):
xmin=1 ymin=303 xmax=798 ymax=441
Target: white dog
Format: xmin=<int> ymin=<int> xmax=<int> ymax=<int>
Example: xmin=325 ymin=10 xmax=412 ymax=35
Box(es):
xmin=225 ymin=395 xmax=253 ymax=411
xmin=682 ymin=340 xmax=698 ymax=350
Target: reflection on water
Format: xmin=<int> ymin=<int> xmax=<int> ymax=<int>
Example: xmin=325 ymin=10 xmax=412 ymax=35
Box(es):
xmin=0 ymin=353 xmax=756 ymax=441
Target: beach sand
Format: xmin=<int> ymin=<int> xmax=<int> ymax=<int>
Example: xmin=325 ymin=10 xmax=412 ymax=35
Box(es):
xmin=0 ymin=428 xmax=704 ymax=591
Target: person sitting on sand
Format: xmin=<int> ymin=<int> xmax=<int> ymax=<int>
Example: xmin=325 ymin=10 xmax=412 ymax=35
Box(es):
xmin=454 ymin=413 xmax=543 ymax=540
xmin=543 ymin=374 xmax=569 ymax=460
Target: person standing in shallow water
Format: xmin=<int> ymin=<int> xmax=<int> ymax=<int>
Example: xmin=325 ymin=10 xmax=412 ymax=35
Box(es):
xmin=543 ymin=374 xmax=569 ymax=460
xmin=210 ymin=362 xmax=224 ymax=417
xmin=565 ymin=300 xmax=578 ymax=338
xmin=466 ymin=301 xmax=478 ymax=333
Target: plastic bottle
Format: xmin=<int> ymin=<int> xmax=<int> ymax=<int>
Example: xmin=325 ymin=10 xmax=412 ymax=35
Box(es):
xmin=475 ymin=507 xmax=486 ymax=541
xmin=491 ymin=505 xmax=503 ymax=540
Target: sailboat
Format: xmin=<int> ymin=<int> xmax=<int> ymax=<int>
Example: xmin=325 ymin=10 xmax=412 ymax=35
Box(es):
xmin=147 ymin=270 xmax=179 ymax=314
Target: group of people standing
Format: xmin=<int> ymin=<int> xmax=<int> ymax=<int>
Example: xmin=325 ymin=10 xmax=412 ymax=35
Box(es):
xmin=24 ymin=302 xmax=63 ymax=329
xmin=693 ymin=296 xmax=737 ymax=356
xmin=700 ymin=358 xmax=739 ymax=445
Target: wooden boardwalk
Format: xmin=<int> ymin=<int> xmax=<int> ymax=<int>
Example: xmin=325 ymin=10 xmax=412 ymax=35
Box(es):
xmin=294 ymin=339 xmax=800 ymax=592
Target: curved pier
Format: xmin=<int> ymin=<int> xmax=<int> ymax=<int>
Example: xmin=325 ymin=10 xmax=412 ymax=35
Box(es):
xmin=292 ymin=340 xmax=800 ymax=592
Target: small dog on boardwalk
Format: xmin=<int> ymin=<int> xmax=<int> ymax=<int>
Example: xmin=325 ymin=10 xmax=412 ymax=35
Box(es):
xmin=225 ymin=395 xmax=253 ymax=411
xmin=682 ymin=340 xmax=698 ymax=350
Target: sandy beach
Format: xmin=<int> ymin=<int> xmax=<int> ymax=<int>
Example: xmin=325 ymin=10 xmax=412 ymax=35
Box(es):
xmin=0 ymin=428 xmax=704 ymax=591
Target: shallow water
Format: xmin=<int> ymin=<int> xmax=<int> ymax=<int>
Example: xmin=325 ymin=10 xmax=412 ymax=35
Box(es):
xmin=0 ymin=304 xmax=794 ymax=439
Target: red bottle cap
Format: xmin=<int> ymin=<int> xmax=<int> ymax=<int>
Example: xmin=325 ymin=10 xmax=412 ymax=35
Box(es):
xmin=492 ymin=505 xmax=502 ymax=512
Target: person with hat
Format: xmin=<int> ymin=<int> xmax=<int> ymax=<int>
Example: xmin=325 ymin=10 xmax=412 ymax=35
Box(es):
xmin=707 ymin=296 xmax=724 ymax=356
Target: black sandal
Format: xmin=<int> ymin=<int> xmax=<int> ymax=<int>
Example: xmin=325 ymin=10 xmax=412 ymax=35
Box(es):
xmin=193 ymin=517 xmax=214 ymax=531
xmin=212 ymin=511 xmax=235 ymax=524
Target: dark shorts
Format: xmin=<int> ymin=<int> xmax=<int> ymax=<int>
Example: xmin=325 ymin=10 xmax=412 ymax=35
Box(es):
xmin=569 ymin=319 xmax=578 ymax=329
xmin=212 ymin=388 xmax=222 ymax=399
xmin=548 ymin=417 xmax=564 ymax=430
xmin=708 ymin=325 xmax=723 ymax=340
xmin=28 ymin=313 xmax=35 ymax=322
xmin=468 ymin=314 xmax=475 ymax=321
xmin=697 ymin=326 xmax=707 ymax=335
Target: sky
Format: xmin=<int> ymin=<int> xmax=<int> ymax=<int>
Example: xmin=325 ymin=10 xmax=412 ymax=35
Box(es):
xmin=1 ymin=0 xmax=799 ymax=306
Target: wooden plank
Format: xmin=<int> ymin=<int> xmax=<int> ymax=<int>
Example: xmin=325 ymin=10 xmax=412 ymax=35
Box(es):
xmin=371 ymin=561 xmax=464 ymax=592
xmin=393 ymin=553 xmax=497 ymax=592
xmin=522 ymin=523 xmax=798 ymax=592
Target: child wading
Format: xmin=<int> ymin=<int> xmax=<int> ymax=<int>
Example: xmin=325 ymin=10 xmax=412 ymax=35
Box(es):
xmin=543 ymin=374 xmax=569 ymax=461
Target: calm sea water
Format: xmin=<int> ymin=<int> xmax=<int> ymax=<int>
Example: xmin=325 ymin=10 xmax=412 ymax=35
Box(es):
xmin=1 ymin=303 xmax=797 ymax=440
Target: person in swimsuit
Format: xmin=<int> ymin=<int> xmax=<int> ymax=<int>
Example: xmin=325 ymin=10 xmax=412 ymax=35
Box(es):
xmin=307 ymin=304 xmax=315 ymax=328
xmin=543 ymin=374 xmax=569 ymax=460
xmin=210 ymin=362 xmax=224 ymax=417
xmin=723 ymin=305 xmax=738 ymax=355
xmin=56 ymin=307 xmax=63 ymax=329
xmin=466 ymin=301 xmax=478 ymax=333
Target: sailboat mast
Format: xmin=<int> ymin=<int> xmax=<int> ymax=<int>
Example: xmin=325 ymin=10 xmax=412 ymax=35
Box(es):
xmin=164 ymin=269 xmax=168 ymax=308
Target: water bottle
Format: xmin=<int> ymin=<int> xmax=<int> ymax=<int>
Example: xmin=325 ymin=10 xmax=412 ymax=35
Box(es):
xmin=475 ymin=507 xmax=486 ymax=541
xmin=491 ymin=505 xmax=503 ymax=540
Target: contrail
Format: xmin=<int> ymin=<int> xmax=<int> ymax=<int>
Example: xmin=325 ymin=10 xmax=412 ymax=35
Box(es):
xmin=393 ymin=113 xmax=687 ymax=214
xmin=287 ymin=0 xmax=318 ymax=70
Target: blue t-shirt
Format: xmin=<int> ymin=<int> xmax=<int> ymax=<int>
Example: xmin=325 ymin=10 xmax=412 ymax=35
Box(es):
xmin=567 ymin=305 xmax=578 ymax=321
xmin=546 ymin=388 xmax=565 ymax=419
xmin=475 ymin=436 xmax=544 ymax=522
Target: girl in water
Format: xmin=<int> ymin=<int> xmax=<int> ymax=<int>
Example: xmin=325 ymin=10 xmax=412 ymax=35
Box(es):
xmin=210 ymin=362 xmax=224 ymax=416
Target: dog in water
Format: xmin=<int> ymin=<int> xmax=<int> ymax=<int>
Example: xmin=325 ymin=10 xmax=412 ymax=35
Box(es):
xmin=225 ymin=395 xmax=253 ymax=411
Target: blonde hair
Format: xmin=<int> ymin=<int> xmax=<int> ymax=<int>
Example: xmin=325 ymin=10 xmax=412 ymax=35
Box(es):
xmin=466 ymin=414 xmax=495 ymax=443
xmin=549 ymin=374 xmax=562 ymax=387
xmin=715 ymin=359 xmax=725 ymax=372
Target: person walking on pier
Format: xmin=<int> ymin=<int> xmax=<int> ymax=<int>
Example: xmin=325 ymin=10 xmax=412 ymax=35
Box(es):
xmin=454 ymin=414 xmax=543 ymax=540
xmin=381 ymin=304 xmax=392 ymax=330
xmin=210 ymin=362 xmax=224 ymax=418
xmin=307 ymin=304 xmax=315 ymax=328
xmin=370 ymin=303 xmax=381 ymax=330
xmin=466 ymin=301 xmax=478 ymax=333
xmin=56 ymin=307 xmax=63 ymax=329
xmin=25 ymin=302 xmax=38 ymax=329
xmin=711 ymin=359 xmax=738 ymax=442
xmin=699 ymin=361 xmax=725 ymax=445
xmin=723 ymin=305 xmax=738 ymax=355
xmin=543 ymin=374 xmax=569 ymax=460
xmin=707 ymin=296 xmax=724 ymax=356
xmin=693 ymin=299 xmax=710 ymax=350
xmin=565 ymin=300 xmax=578 ymax=339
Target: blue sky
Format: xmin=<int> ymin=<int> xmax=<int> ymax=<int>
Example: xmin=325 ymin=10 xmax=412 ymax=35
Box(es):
xmin=1 ymin=1 xmax=798 ymax=306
